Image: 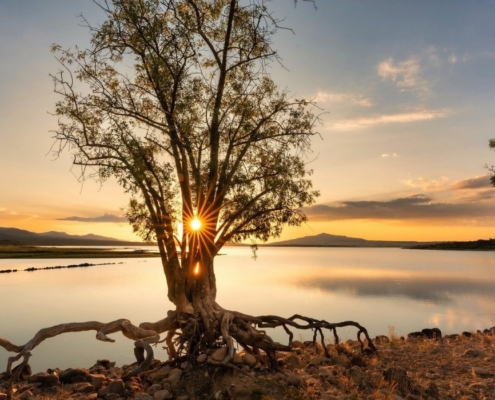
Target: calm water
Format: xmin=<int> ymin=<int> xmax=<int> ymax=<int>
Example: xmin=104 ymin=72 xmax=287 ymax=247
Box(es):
xmin=1 ymin=247 xmax=495 ymax=372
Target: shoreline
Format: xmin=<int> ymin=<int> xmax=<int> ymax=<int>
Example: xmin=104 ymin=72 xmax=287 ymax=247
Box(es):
xmin=1 ymin=328 xmax=495 ymax=399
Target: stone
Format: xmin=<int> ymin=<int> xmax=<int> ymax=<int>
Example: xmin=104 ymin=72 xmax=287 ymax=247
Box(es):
xmin=463 ymin=349 xmax=484 ymax=357
xmin=98 ymin=379 xmax=125 ymax=398
xmin=347 ymin=366 xmax=367 ymax=387
xmin=40 ymin=386 xmax=60 ymax=396
xmin=196 ymin=354 xmax=207 ymax=363
xmin=29 ymin=372 xmax=59 ymax=386
xmin=305 ymin=377 xmax=319 ymax=387
xmin=108 ymin=379 xmax=125 ymax=394
xmin=210 ymin=347 xmax=228 ymax=362
xmin=374 ymin=335 xmax=390 ymax=344
xmin=147 ymin=384 xmax=162 ymax=396
xmin=18 ymin=390 xmax=33 ymax=400
xmin=89 ymin=373 xmax=107 ymax=390
xmin=133 ymin=394 xmax=153 ymax=400
xmin=472 ymin=367 xmax=493 ymax=378
xmin=105 ymin=393 xmax=121 ymax=400
xmin=0 ymin=394 xmax=7 ymax=400
xmin=383 ymin=367 xmax=409 ymax=391
xmin=232 ymin=353 xmax=243 ymax=364
xmin=59 ymin=368 xmax=90 ymax=383
xmin=308 ymin=356 xmax=328 ymax=367
xmin=154 ymin=389 xmax=173 ymax=400
xmin=286 ymin=373 xmax=303 ymax=387
xmin=154 ymin=366 xmax=172 ymax=381
xmin=162 ymin=368 xmax=182 ymax=384
xmin=328 ymin=356 xmax=346 ymax=368
xmin=243 ymin=353 xmax=257 ymax=367
xmin=291 ymin=340 xmax=306 ymax=349
xmin=283 ymin=354 xmax=302 ymax=368
xmin=73 ymin=382 xmax=95 ymax=393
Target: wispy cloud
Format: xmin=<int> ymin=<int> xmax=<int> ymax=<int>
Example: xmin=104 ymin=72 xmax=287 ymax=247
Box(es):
xmin=304 ymin=194 xmax=495 ymax=221
xmin=451 ymin=175 xmax=491 ymax=190
xmin=401 ymin=177 xmax=450 ymax=191
xmin=329 ymin=109 xmax=450 ymax=131
xmin=378 ymin=57 xmax=429 ymax=93
xmin=57 ymin=213 xmax=127 ymax=223
xmin=314 ymin=91 xmax=373 ymax=107
xmin=381 ymin=153 xmax=399 ymax=158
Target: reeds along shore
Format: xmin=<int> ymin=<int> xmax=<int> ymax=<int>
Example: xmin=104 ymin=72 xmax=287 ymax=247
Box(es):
xmin=2 ymin=327 xmax=495 ymax=399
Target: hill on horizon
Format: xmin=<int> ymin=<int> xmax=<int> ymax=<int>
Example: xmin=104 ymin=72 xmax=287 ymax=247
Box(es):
xmin=267 ymin=232 xmax=428 ymax=248
xmin=0 ymin=227 xmax=149 ymax=246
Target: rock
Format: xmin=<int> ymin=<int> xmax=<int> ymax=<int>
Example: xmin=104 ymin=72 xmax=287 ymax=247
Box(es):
xmin=59 ymin=368 xmax=90 ymax=383
xmin=308 ymin=356 xmax=328 ymax=367
xmin=375 ymin=335 xmax=390 ymax=344
xmin=40 ymin=386 xmax=60 ymax=396
xmin=282 ymin=354 xmax=302 ymax=368
xmin=347 ymin=366 xmax=367 ymax=387
xmin=154 ymin=389 xmax=173 ymax=400
xmin=318 ymin=367 xmax=334 ymax=379
xmin=407 ymin=331 xmax=426 ymax=340
xmin=472 ymin=367 xmax=493 ymax=378
xmin=29 ymin=372 xmax=60 ymax=386
xmin=196 ymin=354 xmax=207 ymax=363
xmin=0 ymin=394 xmax=7 ymax=400
xmin=232 ymin=353 xmax=243 ymax=364
xmin=154 ymin=365 xmax=172 ymax=381
xmin=328 ymin=356 xmax=347 ymax=368
xmin=210 ymin=347 xmax=228 ymax=362
xmin=73 ymin=382 xmax=95 ymax=393
xmin=463 ymin=349 xmax=484 ymax=357
xmin=98 ymin=379 xmax=125 ymax=398
xmin=147 ymin=384 xmax=162 ymax=396
xmin=18 ymin=390 xmax=33 ymax=400
xmin=286 ymin=373 xmax=303 ymax=387
xmin=162 ymin=368 xmax=182 ymax=384
xmin=462 ymin=331 xmax=473 ymax=338
xmin=383 ymin=367 xmax=409 ymax=392
xmin=89 ymin=373 xmax=107 ymax=390
xmin=291 ymin=340 xmax=306 ymax=349
xmin=105 ymin=393 xmax=121 ymax=400
xmin=242 ymin=353 xmax=257 ymax=367
xmin=350 ymin=356 xmax=365 ymax=368
xmin=134 ymin=394 xmax=153 ymax=400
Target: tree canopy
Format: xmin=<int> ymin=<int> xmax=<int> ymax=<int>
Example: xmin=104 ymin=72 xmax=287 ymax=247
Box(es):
xmin=52 ymin=0 xmax=319 ymax=309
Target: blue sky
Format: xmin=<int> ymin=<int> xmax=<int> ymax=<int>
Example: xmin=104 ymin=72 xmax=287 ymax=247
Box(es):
xmin=1 ymin=0 xmax=495 ymax=241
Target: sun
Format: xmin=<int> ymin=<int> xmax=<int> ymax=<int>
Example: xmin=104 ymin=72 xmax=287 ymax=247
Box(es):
xmin=190 ymin=216 xmax=202 ymax=232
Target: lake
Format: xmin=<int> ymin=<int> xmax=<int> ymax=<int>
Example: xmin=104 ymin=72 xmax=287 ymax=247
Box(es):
xmin=1 ymin=246 xmax=495 ymax=372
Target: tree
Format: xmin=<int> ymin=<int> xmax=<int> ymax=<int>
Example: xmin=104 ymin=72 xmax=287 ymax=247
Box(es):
xmin=1 ymin=0 xmax=374 ymax=379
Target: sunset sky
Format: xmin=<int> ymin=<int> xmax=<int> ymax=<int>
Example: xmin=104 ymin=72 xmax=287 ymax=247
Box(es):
xmin=2 ymin=0 xmax=495 ymax=242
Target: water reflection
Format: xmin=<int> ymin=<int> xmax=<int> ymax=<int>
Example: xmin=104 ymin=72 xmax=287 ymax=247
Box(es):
xmin=296 ymin=274 xmax=495 ymax=303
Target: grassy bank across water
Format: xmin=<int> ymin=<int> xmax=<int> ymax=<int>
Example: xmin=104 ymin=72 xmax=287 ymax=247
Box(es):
xmin=0 ymin=245 xmax=161 ymax=259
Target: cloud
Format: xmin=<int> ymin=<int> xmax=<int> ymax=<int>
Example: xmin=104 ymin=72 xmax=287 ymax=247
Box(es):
xmin=401 ymin=177 xmax=450 ymax=191
xmin=329 ymin=109 xmax=450 ymax=131
xmin=314 ymin=91 xmax=373 ymax=107
xmin=381 ymin=153 xmax=399 ymax=158
xmin=451 ymin=175 xmax=491 ymax=190
xmin=304 ymin=194 xmax=495 ymax=221
xmin=57 ymin=213 xmax=127 ymax=223
xmin=378 ymin=57 xmax=428 ymax=93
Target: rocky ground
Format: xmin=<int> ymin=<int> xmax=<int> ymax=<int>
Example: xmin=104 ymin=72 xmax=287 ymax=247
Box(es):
xmin=1 ymin=330 xmax=495 ymax=400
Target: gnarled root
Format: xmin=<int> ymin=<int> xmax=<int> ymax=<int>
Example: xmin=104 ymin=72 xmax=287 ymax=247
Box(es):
xmin=0 ymin=306 xmax=375 ymax=387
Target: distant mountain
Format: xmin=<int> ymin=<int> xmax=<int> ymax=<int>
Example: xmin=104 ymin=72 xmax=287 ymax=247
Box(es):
xmin=0 ymin=227 xmax=148 ymax=246
xmin=267 ymin=233 xmax=427 ymax=248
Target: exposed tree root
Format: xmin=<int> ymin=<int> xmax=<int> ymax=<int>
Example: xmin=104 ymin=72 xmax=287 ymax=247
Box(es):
xmin=0 ymin=307 xmax=376 ymax=394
